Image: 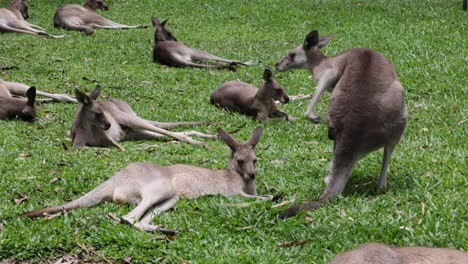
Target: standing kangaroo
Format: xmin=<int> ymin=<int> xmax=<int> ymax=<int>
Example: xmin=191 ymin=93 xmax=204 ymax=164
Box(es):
xmin=329 ymin=243 xmax=468 ymax=264
xmin=53 ymin=0 xmax=147 ymax=35
xmin=71 ymin=85 xmax=216 ymax=151
xmin=0 ymin=79 xmax=77 ymax=103
xmin=0 ymin=86 xmax=36 ymax=121
xmin=152 ymin=17 xmax=249 ymax=70
xmin=210 ymin=68 xmax=295 ymax=122
xmin=279 ymin=30 xmax=407 ymax=219
xmin=0 ymin=0 xmax=64 ymax=38
xmin=24 ymin=127 xmax=272 ymax=232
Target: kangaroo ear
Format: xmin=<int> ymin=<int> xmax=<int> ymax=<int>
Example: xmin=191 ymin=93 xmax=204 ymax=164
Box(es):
xmin=89 ymin=85 xmax=101 ymax=100
xmin=245 ymin=126 xmax=263 ymax=148
xmin=217 ymin=128 xmax=240 ymax=151
xmin=75 ymin=88 xmax=91 ymax=105
xmin=160 ymin=19 xmax=169 ymax=27
xmin=151 ymin=17 xmax=160 ymax=28
xmin=26 ymin=86 xmax=36 ymax=106
xmin=317 ymin=33 xmax=335 ymax=49
xmin=263 ymin=67 xmax=274 ymax=82
xmin=304 ymin=30 xmax=320 ymax=50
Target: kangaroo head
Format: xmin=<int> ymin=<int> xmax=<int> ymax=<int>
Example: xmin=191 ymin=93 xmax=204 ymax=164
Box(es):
xmin=85 ymin=0 xmax=109 ymax=11
xmin=151 ymin=17 xmax=177 ymax=43
xmin=75 ymin=85 xmax=111 ymax=131
xmin=18 ymin=86 xmax=36 ymax=121
xmin=302 ymin=30 xmax=333 ymax=64
xmin=218 ymin=127 xmax=263 ymax=181
xmin=262 ymin=67 xmax=289 ymax=103
xmin=276 ymin=45 xmax=307 ymax=71
xmin=10 ymin=0 xmax=29 ymax=19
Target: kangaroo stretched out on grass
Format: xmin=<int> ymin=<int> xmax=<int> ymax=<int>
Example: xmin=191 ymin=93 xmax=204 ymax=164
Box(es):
xmin=0 ymin=86 xmax=36 ymax=120
xmin=152 ymin=17 xmax=250 ymax=70
xmin=71 ymin=85 xmax=216 ymax=151
xmin=0 ymin=79 xmax=77 ymax=103
xmin=210 ymin=67 xmax=296 ymax=122
xmin=54 ymin=0 xmax=147 ymax=35
xmin=329 ymin=243 xmax=468 ymax=264
xmin=0 ymin=0 xmax=64 ymax=38
xmin=279 ymin=30 xmax=407 ymax=219
xmin=24 ymin=127 xmax=272 ymax=233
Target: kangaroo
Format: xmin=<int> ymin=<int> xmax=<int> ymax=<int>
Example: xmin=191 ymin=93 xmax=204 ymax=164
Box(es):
xmin=152 ymin=17 xmax=250 ymax=70
xmin=71 ymin=85 xmax=216 ymax=151
xmin=0 ymin=86 xmax=36 ymax=121
xmin=53 ymin=0 xmax=147 ymax=35
xmin=0 ymin=79 xmax=77 ymax=103
xmin=24 ymin=127 xmax=272 ymax=232
xmin=279 ymin=30 xmax=407 ymax=219
xmin=329 ymin=243 xmax=468 ymax=264
xmin=0 ymin=0 xmax=64 ymax=38
xmin=210 ymin=68 xmax=295 ymax=122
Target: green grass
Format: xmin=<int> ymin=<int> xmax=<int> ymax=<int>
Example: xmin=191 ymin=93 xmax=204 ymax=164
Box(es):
xmin=0 ymin=0 xmax=467 ymax=263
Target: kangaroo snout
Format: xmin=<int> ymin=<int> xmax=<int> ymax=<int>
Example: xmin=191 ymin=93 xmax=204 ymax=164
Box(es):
xmin=280 ymin=95 xmax=290 ymax=104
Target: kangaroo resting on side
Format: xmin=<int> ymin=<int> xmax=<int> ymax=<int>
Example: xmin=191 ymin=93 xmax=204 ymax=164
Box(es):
xmin=54 ymin=0 xmax=147 ymax=35
xmin=0 ymin=0 xmax=64 ymax=38
xmin=279 ymin=30 xmax=407 ymax=219
xmin=0 ymin=79 xmax=77 ymax=103
xmin=329 ymin=243 xmax=468 ymax=264
xmin=71 ymin=85 xmax=216 ymax=151
xmin=210 ymin=67 xmax=296 ymax=122
xmin=0 ymin=86 xmax=36 ymax=120
xmin=152 ymin=17 xmax=249 ymax=70
xmin=24 ymin=127 xmax=272 ymax=233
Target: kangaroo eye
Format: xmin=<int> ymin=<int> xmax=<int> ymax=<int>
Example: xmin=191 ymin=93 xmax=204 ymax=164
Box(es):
xmin=289 ymin=53 xmax=296 ymax=59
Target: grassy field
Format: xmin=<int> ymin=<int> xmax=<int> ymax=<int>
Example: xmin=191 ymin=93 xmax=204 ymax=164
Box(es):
xmin=0 ymin=0 xmax=466 ymax=263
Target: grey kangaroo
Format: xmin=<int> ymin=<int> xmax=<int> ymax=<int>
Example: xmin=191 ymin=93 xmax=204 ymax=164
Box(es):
xmin=71 ymin=85 xmax=216 ymax=151
xmin=329 ymin=243 xmax=468 ymax=264
xmin=210 ymin=67 xmax=295 ymax=122
xmin=54 ymin=0 xmax=147 ymax=35
xmin=0 ymin=86 xmax=36 ymax=121
xmin=0 ymin=79 xmax=77 ymax=103
xmin=0 ymin=0 xmax=64 ymax=38
xmin=152 ymin=17 xmax=249 ymax=70
xmin=279 ymin=30 xmax=407 ymax=219
xmin=24 ymin=127 xmax=272 ymax=232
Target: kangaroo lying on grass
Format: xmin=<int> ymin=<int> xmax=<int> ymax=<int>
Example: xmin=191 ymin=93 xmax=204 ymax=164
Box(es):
xmin=152 ymin=17 xmax=249 ymax=70
xmin=279 ymin=30 xmax=407 ymax=219
xmin=329 ymin=243 xmax=468 ymax=264
xmin=0 ymin=0 xmax=64 ymax=38
xmin=0 ymin=86 xmax=36 ymax=120
xmin=54 ymin=0 xmax=147 ymax=35
xmin=210 ymin=67 xmax=296 ymax=122
xmin=71 ymin=85 xmax=216 ymax=151
xmin=0 ymin=79 xmax=77 ymax=103
xmin=24 ymin=127 xmax=272 ymax=233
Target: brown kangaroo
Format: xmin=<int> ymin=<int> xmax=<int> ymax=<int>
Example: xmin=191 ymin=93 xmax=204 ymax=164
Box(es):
xmin=71 ymin=85 xmax=216 ymax=151
xmin=329 ymin=243 xmax=468 ymax=264
xmin=24 ymin=127 xmax=272 ymax=233
xmin=279 ymin=30 xmax=407 ymax=219
xmin=0 ymin=79 xmax=77 ymax=103
xmin=152 ymin=17 xmax=250 ymax=70
xmin=53 ymin=0 xmax=147 ymax=35
xmin=0 ymin=86 xmax=36 ymax=121
xmin=0 ymin=0 xmax=64 ymax=38
xmin=210 ymin=67 xmax=295 ymax=122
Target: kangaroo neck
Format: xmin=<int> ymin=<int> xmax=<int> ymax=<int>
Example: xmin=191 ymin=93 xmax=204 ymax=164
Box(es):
xmin=254 ymin=85 xmax=273 ymax=104
xmin=308 ymin=52 xmax=328 ymax=73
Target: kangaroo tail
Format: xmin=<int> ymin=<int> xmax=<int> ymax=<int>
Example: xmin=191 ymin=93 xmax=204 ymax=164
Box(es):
xmin=23 ymin=181 xmax=113 ymax=218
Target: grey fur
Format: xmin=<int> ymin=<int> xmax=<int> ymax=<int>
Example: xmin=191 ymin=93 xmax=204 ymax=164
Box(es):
xmin=24 ymin=127 xmax=272 ymax=233
xmin=54 ymin=0 xmax=147 ymax=35
xmin=329 ymin=243 xmax=468 ymax=264
xmin=210 ymin=68 xmax=295 ymax=122
xmin=0 ymin=79 xmax=77 ymax=103
xmin=0 ymin=0 xmax=64 ymax=38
